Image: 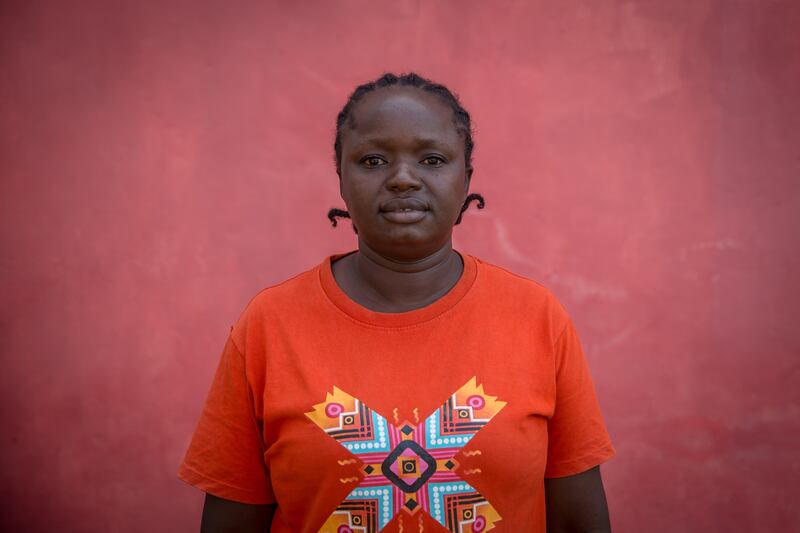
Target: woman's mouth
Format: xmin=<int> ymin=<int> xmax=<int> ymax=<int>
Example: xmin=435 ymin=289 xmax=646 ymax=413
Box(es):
xmin=380 ymin=198 xmax=429 ymax=223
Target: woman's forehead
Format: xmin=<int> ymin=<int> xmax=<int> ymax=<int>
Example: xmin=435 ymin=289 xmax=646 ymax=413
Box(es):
xmin=345 ymin=87 xmax=460 ymax=142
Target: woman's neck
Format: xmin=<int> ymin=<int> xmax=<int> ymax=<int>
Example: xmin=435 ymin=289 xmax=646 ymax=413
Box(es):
xmin=331 ymin=240 xmax=464 ymax=313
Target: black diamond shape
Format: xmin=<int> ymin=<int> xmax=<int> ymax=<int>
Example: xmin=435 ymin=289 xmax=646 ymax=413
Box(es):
xmin=381 ymin=440 xmax=437 ymax=493
xmin=405 ymin=498 xmax=419 ymax=511
xmin=400 ymin=424 xmax=414 ymax=435
xmin=444 ymin=460 xmax=455 ymax=470
xmin=364 ymin=465 xmax=374 ymax=474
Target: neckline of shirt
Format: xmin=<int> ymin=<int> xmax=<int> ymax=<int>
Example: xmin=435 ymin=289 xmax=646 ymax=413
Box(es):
xmin=318 ymin=250 xmax=478 ymax=328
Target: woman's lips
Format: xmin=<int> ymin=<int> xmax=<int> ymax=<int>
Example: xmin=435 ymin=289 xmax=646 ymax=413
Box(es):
xmin=379 ymin=198 xmax=429 ymax=224
xmin=381 ymin=209 xmax=428 ymax=223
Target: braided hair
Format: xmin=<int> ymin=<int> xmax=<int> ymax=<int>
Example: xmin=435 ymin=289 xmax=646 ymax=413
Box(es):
xmin=328 ymin=72 xmax=484 ymax=228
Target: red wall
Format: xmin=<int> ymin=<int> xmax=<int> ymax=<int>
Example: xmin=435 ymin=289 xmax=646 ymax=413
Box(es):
xmin=2 ymin=1 xmax=798 ymax=531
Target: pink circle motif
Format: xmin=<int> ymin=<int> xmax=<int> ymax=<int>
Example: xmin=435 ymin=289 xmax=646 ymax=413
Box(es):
xmin=472 ymin=516 xmax=486 ymax=532
xmin=337 ymin=526 xmax=353 ymax=533
xmin=325 ymin=402 xmax=344 ymax=418
xmin=467 ymin=395 xmax=485 ymax=410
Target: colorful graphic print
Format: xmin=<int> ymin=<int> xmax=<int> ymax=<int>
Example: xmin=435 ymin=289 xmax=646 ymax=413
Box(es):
xmin=306 ymin=377 xmax=506 ymax=532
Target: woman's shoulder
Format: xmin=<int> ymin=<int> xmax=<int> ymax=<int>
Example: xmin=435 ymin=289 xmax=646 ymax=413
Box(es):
xmin=250 ymin=264 xmax=320 ymax=306
xmin=470 ymin=255 xmax=555 ymax=297
xmin=468 ymin=254 xmax=571 ymax=322
xmin=248 ymin=261 xmax=324 ymax=311
xmin=229 ymin=260 xmax=325 ymax=339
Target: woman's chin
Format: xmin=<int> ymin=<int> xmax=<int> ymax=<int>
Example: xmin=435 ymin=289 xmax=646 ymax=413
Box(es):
xmin=360 ymin=230 xmax=452 ymax=261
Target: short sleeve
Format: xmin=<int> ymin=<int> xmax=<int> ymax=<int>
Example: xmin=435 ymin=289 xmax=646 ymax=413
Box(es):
xmin=545 ymin=318 xmax=615 ymax=478
xmin=178 ymin=333 xmax=275 ymax=504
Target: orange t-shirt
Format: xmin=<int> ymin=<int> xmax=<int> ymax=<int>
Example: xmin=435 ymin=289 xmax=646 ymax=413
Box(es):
xmin=179 ymin=253 xmax=614 ymax=532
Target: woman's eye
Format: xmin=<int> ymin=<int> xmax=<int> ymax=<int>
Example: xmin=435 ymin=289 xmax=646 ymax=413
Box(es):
xmin=421 ymin=156 xmax=445 ymax=166
xmin=362 ymin=156 xmax=386 ymax=167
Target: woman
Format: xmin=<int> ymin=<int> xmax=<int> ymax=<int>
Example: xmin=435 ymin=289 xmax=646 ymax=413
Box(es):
xmin=180 ymin=73 xmax=615 ymax=532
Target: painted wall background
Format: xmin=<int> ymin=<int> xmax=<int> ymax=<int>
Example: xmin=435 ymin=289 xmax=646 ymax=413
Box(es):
xmin=1 ymin=0 xmax=798 ymax=531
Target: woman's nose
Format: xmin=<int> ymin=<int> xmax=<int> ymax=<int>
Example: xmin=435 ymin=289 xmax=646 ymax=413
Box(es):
xmin=385 ymin=162 xmax=422 ymax=192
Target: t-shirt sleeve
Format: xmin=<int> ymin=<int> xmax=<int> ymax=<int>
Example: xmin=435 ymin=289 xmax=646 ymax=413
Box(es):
xmin=178 ymin=333 xmax=275 ymax=504
xmin=545 ymin=317 xmax=615 ymax=478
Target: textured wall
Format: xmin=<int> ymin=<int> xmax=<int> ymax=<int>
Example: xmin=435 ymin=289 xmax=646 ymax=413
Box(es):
xmin=1 ymin=1 xmax=798 ymax=531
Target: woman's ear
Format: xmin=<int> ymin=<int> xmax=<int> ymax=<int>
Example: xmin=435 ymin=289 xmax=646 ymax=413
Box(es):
xmin=464 ymin=166 xmax=473 ymax=196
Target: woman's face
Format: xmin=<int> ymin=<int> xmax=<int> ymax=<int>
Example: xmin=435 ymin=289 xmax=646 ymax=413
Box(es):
xmin=338 ymin=87 xmax=472 ymax=261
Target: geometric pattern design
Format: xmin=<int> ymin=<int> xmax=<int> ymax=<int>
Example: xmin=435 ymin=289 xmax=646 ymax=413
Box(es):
xmin=307 ymin=377 xmax=506 ymax=532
